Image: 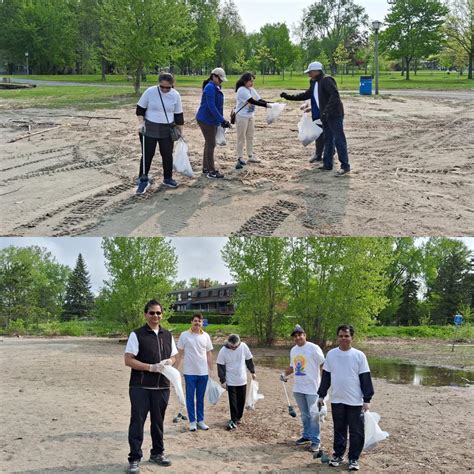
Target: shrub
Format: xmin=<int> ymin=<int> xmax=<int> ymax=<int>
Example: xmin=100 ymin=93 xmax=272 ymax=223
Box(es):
xmin=59 ymin=321 xmax=86 ymax=336
xmin=7 ymin=318 xmax=27 ymax=335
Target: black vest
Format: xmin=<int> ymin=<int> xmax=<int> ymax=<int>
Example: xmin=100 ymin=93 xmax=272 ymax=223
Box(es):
xmin=129 ymin=324 xmax=173 ymax=389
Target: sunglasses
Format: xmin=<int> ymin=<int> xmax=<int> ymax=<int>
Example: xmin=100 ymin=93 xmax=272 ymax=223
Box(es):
xmin=160 ymin=85 xmax=172 ymax=90
xmin=148 ymin=311 xmax=162 ymax=316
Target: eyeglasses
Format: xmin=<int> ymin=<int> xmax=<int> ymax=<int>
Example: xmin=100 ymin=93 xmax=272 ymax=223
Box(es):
xmin=160 ymin=85 xmax=172 ymax=90
xmin=148 ymin=311 xmax=162 ymax=316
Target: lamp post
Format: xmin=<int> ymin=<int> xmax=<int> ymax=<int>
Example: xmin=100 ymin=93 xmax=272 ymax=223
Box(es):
xmin=25 ymin=52 xmax=29 ymax=75
xmin=372 ymin=21 xmax=382 ymax=95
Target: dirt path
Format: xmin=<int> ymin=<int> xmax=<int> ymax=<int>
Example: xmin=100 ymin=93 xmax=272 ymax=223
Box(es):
xmin=0 ymin=337 xmax=472 ymax=473
xmin=1 ymin=90 xmax=473 ymax=236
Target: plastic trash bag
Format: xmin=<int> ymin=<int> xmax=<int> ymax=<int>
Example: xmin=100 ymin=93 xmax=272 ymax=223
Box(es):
xmin=298 ymin=112 xmax=323 ymax=146
xmin=364 ymin=411 xmax=389 ymax=450
xmin=245 ymin=380 xmax=264 ymax=410
xmin=216 ymin=126 xmax=227 ymax=146
xmin=173 ymin=138 xmax=193 ymax=177
xmin=206 ymin=377 xmax=225 ymax=405
xmin=161 ymin=366 xmax=185 ymax=406
xmin=266 ymin=103 xmax=286 ymax=124
xmin=309 ymin=401 xmax=327 ymax=423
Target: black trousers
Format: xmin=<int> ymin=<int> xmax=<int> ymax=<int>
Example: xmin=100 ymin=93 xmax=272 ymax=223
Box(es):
xmin=138 ymin=133 xmax=174 ymax=180
xmin=228 ymin=384 xmax=247 ymax=422
xmin=331 ymin=403 xmax=365 ymax=461
xmin=315 ymin=131 xmax=325 ymax=159
xmin=128 ymin=387 xmax=170 ymax=462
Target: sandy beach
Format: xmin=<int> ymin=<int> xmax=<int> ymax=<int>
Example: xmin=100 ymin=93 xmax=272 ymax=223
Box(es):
xmin=0 ymin=89 xmax=473 ymax=237
xmin=0 ymin=337 xmax=472 ymax=473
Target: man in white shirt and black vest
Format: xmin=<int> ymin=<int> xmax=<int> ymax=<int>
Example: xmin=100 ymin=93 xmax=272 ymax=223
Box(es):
xmin=124 ymin=299 xmax=178 ymax=474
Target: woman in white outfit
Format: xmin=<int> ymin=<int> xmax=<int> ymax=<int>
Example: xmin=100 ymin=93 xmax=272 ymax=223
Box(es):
xmin=234 ymin=72 xmax=272 ymax=169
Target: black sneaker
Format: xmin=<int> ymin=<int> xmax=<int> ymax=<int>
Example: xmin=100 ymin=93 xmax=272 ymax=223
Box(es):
xmin=317 ymin=165 xmax=332 ymax=171
xmin=128 ymin=460 xmax=140 ymax=473
xmin=309 ymin=155 xmax=322 ymax=163
xmin=329 ymin=455 xmax=343 ymax=467
xmin=136 ymin=177 xmax=150 ymax=194
xmin=207 ymin=170 xmax=224 ymax=179
xmin=348 ymin=460 xmax=360 ymax=471
xmin=162 ymin=178 xmax=178 ymax=188
xmin=202 ymin=168 xmax=209 ymax=174
xmin=295 ymin=437 xmax=311 ymax=445
xmin=149 ymin=454 xmax=172 ymax=467
xmin=226 ymin=420 xmax=237 ymax=430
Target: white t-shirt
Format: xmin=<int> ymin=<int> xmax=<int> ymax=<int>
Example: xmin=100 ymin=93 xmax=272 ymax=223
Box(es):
xmin=323 ymin=347 xmax=370 ymax=406
xmin=125 ymin=329 xmax=178 ymax=357
xmin=137 ymin=86 xmax=183 ymax=124
xmin=290 ymin=342 xmax=325 ymax=395
xmin=177 ymin=330 xmax=213 ymax=376
xmin=235 ymin=86 xmax=261 ymax=118
xmin=216 ymin=342 xmax=253 ymax=386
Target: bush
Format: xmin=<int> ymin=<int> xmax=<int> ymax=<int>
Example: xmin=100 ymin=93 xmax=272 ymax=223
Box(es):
xmin=59 ymin=321 xmax=87 ymax=336
xmin=167 ymin=314 xmax=234 ymax=325
xmin=367 ymin=324 xmax=473 ymax=341
xmin=40 ymin=321 xmax=62 ymax=336
xmin=6 ymin=318 xmax=27 ymax=335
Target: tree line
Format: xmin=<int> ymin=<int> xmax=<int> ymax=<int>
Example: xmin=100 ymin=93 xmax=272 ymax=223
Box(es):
xmin=0 ymin=0 xmax=472 ymax=92
xmin=0 ymin=237 xmax=472 ymax=342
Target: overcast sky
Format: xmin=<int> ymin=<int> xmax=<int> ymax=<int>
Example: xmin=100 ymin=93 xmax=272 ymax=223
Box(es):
xmin=233 ymin=0 xmax=389 ymax=35
xmin=1 ymin=237 xmax=473 ymax=293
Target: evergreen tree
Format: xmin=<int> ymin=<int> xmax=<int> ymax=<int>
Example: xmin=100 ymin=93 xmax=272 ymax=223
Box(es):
xmin=62 ymin=253 xmax=94 ymax=321
xmin=395 ymin=274 xmax=420 ymax=325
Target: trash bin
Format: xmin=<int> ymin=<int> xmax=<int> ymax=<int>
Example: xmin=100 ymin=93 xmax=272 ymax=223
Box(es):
xmin=359 ymin=76 xmax=373 ymax=95
xmin=203 ymin=319 xmax=208 ymax=327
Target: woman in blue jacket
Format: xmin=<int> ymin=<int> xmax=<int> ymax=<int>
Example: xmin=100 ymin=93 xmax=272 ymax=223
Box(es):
xmin=196 ymin=67 xmax=231 ymax=179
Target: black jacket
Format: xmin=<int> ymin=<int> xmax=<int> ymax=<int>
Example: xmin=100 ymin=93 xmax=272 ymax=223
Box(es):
xmin=129 ymin=324 xmax=173 ymax=389
xmin=284 ymin=73 xmax=344 ymax=119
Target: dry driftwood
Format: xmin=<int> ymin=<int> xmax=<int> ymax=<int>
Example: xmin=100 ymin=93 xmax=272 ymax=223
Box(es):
xmin=8 ymin=125 xmax=64 ymax=143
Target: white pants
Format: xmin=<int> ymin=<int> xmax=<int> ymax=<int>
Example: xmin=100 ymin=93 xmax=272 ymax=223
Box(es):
xmin=236 ymin=115 xmax=255 ymax=159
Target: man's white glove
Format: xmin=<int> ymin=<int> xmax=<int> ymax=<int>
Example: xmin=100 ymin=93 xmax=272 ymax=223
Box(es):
xmin=251 ymin=373 xmax=257 ymax=380
xmin=280 ymin=372 xmax=288 ymax=382
xmin=149 ymin=363 xmax=162 ymax=373
xmin=138 ymin=122 xmax=146 ymax=134
xmin=266 ymin=103 xmax=273 ymax=108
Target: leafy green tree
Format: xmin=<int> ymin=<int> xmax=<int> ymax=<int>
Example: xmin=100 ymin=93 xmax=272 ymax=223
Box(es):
xmin=260 ymin=23 xmax=294 ymax=78
xmin=333 ymin=42 xmax=350 ymax=77
xmin=300 ymin=0 xmax=368 ymax=75
xmin=0 ymin=246 xmax=70 ymax=329
xmin=97 ymin=238 xmax=177 ymax=331
xmin=438 ymin=39 xmax=469 ymax=74
xmin=255 ymin=46 xmax=275 ymax=82
xmin=100 ymin=0 xmax=192 ymax=93
xmin=287 ymin=238 xmax=391 ymax=348
xmin=380 ymin=0 xmax=449 ymax=80
xmin=222 ymin=238 xmax=288 ymax=345
xmin=443 ymin=0 xmax=473 ymax=78
xmin=62 ymin=253 xmax=94 ymax=321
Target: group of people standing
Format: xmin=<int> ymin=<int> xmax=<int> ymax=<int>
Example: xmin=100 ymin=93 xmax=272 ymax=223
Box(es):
xmin=134 ymin=61 xmax=351 ymax=194
xmin=124 ymin=300 xmax=373 ymax=474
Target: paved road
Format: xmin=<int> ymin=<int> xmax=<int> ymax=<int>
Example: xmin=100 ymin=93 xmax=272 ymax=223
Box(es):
xmin=6 ymin=78 xmax=474 ymax=100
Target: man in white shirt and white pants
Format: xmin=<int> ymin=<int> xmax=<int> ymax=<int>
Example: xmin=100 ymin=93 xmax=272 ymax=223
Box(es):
xmin=280 ymin=324 xmax=325 ymax=453
xmin=317 ymin=324 xmax=374 ymax=471
xmin=176 ymin=313 xmax=214 ymax=431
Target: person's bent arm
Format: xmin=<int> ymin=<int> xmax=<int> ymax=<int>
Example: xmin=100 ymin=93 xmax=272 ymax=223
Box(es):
xmin=280 ymin=89 xmax=311 ymax=101
xmin=359 ymin=371 xmax=374 ymax=411
xmin=247 ymin=97 xmax=269 ymax=108
xmin=125 ymin=352 xmax=154 ymax=372
xmin=280 ymin=366 xmax=294 ymax=381
xmin=217 ymin=363 xmax=226 ymax=384
xmin=317 ymin=369 xmax=331 ymax=399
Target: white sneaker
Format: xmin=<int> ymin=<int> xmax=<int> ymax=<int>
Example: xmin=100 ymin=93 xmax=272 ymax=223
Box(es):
xmin=247 ymin=155 xmax=261 ymax=163
xmin=197 ymin=421 xmax=209 ymax=430
xmin=189 ymin=421 xmax=197 ymax=432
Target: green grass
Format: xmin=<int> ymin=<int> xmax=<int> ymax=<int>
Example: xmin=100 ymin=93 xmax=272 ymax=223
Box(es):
xmin=367 ymin=324 xmax=473 ymax=341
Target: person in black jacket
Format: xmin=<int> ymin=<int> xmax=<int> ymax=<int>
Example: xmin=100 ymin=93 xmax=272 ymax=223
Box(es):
xmin=124 ymin=299 xmax=178 ymax=474
xmin=316 ymin=325 xmax=374 ymax=471
xmin=280 ymin=61 xmax=350 ymax=176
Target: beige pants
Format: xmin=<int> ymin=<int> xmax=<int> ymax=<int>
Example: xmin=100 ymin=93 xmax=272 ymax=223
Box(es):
xmin=235 ymin=115 xmax=254 ymax=159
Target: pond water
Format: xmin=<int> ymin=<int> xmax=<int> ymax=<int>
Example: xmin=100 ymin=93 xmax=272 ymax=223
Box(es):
xmin=256 ymin=355 xmax=472 ymax=387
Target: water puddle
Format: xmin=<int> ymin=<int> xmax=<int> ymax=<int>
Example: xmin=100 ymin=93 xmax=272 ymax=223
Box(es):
xmin=256 ymin=354 xmax=472 ymax=387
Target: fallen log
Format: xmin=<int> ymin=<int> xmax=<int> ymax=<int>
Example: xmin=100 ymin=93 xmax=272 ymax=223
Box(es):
xmin=8 ymin=125 xmax=65 ymax=143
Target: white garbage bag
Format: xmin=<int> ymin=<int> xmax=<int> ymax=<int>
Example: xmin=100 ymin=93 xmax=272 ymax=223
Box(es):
xmin=161 ymin=365 xmax=185 ymax=406
xmin=216 ymin=126 xmax=227 ymax=146
xmin=245 ymin=380 xmax=264 ymax=410
xmin=297 ymin=112 xmax=323 ymax=147
xmin=309 ymin=401 xmax=327 ymax=423
xmin=266 ymin=103 xmax=286 ymax=124
xmin=206 ymin=377 xmax=225 ymax=405
xmin=173 ymin=138 xmax=193 ymax=177
xmin=364 ymin=411 xmax=389 ymax=450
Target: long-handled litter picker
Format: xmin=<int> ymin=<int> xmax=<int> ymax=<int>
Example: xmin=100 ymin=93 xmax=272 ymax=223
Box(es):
xmin=281 ymin=381 xmax=297 ymax=417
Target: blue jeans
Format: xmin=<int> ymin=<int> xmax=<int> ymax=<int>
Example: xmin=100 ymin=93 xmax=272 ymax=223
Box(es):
xmin=184 ymin=374 xmax=208 ymax=423
xmin=322 ymin=116 xmax=350 ymax=171
xmin=293 ymin=392 xmax=321 ymax=445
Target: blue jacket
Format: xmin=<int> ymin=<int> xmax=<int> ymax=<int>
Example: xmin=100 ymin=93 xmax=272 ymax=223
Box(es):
xmin=196 ymin=82 xmax=225 ymax=126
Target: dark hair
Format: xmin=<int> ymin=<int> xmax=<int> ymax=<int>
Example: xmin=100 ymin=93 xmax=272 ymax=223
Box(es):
xmin=158 ymin=72 xmax=174 ymax=84
xmin=228 ymin=334 xmax=240 ymax=345
xmin=191 ymin=313 xmax=203 ymax=321
xmin=235 ymin=72 xmax=255 ymax=92
xmin=202 ymin=74 xmax=218 ymax=89
xmin=144 ymin=299 xmax=162 ymax=313
xmin=337 ymin=324 xmax=354 ymax=336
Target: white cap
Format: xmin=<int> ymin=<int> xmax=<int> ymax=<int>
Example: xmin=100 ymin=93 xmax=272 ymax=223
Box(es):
xmin=211 ymin=67 xmax=228 ymax=82
xmin=304 ymin=61 xmax=323 ymax=73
